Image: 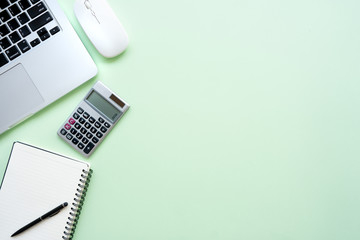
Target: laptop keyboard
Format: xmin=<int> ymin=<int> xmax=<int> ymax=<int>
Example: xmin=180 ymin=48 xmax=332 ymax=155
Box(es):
xmin=0 ymin=0 xmax=60 ymax=68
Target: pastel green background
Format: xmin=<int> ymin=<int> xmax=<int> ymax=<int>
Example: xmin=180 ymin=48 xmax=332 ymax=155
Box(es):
xmin=1 ymin=0 xmax=359 ymax=239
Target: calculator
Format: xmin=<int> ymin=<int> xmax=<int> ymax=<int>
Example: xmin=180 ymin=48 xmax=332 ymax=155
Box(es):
xmin=57 ymin=81 xmax=130 ymax=157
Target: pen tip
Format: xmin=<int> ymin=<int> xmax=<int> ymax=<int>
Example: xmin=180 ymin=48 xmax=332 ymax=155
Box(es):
xmin=64 ymin=202 xmax=68 ymax=207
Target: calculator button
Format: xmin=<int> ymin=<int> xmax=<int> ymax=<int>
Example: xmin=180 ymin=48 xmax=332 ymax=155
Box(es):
xmin=79 ymin=117 xmax=85 ymax=124
xmin=89 ymin=117 xmax=95 ymax=123
xmin=64 ymin=123 xmax=71 ymax=130
xmin=98 ymin=117 xmax=104 ymax=123
xmin=84 ymin=142 xmax=95 ymax=154
xmin=70 ymin=128 xmax=77 ymax=135
xmin=73 ymin=113 xmax=80 ymax=119
xmin=83 ymin=112 xmax=90 ymax=119
xmin=78 ymin=143 xmax=84 ymax=149
xmin=84 ymin=122 xmax=91 ymax=129
xmin=96 ymin=132 xmax=103 ymax=138
xmin=100 ymin=126 xmax=107 ymax=133
xmin=80 ymin=127 xmax=87 ymax=134
xmin=66 ymin=133 xmax=73 ymax=140
xmin=72 ymin=138 xmax=79 ymax=145
xmin=77 ymin=107 xmax=84 ymax=114
xmin=92 ymin=137 xmax=99 ymax=144
xmin=60 ymin=128 xmax=67 ymax=135
xmin=104 ymin=122 xmax=111 ymax=128
xmin=76 ymin=133 xmax=83 ymax=140
xmin=82 ymin=138 xmax=89 ymax=144
xmin=86 ymin=132 xmax=93 ymax=139
xmin=94 ymin=122 xmax=101 ymax=128
xmin=90 ymin=127 xmax=97 ymax=133
xmin=69 ymin=118 xmax=76 ymax=125
xmin=74 ymin=123 xmax=81 ymax=129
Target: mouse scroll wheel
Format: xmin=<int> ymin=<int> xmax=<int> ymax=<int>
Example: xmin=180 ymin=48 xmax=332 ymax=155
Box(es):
xmin=84 ymin=0 xmax=92 ymax=9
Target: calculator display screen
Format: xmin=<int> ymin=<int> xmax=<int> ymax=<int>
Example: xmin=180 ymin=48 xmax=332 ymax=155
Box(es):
xmin=86 ymin=91 xmax=121 ymax=122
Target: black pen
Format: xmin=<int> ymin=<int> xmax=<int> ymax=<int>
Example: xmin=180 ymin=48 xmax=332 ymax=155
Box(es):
xmin=11 ymin=202 xmax=68 ymax=237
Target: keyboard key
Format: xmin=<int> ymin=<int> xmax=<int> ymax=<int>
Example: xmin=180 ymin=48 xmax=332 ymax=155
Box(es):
xmin=19 ymin=25 xmax=30 ymax=37
xmin=94 ymin=121 xmax=100 ymax=128
xmin=64 ymin=123 xmax=71 ymax=130
xmin=83 ymin=142 xmax=95 ymax=154
xmin=74 ymin=123 xmax=81 ymax=129
xmin=83 ymin=112 xmax=89 ymax=119
xmin=96 ymin=132 xmax=103 ymax=138
xmin=17 ymin=39 xmax=30 ymax=53
xmin=89 ymin=117 xmax=95 ymax=123
xmin=50 ymin=26 xmax=59 ymax=35
xmin=0 ymin=1 xmax=10 ymax=10
xmin=82 ymin=138 xmax=89 ymax=144
xmin=9 ymin=4 xmax=21 ymax=16
xmin=104 ymin=122 xmax=111 ymax=128
xmin=0 ymin=24 xmax=10 ymax=37
xmin=40 ymin=31 xmax=50 ymax=41
xmin=19 ymin=0 xmax=31 ymax=10
xmin=0 ymin=10 xmax=11 ymax=22
xmin=27 ymin=2 xmax=47 ymax=18
xmin=0 ymin=53 xmax=9 ymax=67
xmin=30 ymin=38 xmax=40 ymax=47
xmin=5 ymin=45 xmax=21 ymax=60
xmin=9 ymin=31 xmax=21 ymax=43
xmin=9 ymin=0 xmax=17 ymax=3
xmin=7 ymin=18 xmax=20 ymax=30
xmin=78 ymin=143 xmax=85 ymax=149
xmin=30 ymin=0 xmax=40 ymax=4
xmin=98 ymin=117 xmax=104 ymax=123
xmin=28 ymin=11 xmax=52 ymax=31
xmin=17 ymin=12 xmax=30 ymax=24
xmin=0 ymin=37 xmax=11 ymax=49
xmin=37 ymin=27 xmax=50 ymax=41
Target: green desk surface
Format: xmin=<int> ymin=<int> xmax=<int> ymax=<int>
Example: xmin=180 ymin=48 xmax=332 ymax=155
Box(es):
xmin=1 ymin=0 xmax=359 ymax=239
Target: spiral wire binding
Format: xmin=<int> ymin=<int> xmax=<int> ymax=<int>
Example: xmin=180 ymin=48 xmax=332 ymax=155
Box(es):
xmin=62 ymin=169 xmax=93 ymax=240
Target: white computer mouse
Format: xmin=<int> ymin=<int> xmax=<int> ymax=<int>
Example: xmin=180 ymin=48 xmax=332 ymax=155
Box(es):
xmin=74 ymin=0 xmax=129 ymax=58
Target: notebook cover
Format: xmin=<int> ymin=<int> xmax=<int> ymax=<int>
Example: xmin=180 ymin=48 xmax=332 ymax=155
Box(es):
xmin=0 ymin=142 xmax=92 ymax=240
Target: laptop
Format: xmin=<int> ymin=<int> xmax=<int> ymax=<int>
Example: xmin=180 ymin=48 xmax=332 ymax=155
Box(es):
xmin=0 ymin=0 xmax=97 ymax=135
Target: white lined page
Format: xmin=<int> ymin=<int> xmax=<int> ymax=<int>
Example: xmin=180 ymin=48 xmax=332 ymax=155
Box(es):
xmin=0 ymin=142 xmax=90 ymax=240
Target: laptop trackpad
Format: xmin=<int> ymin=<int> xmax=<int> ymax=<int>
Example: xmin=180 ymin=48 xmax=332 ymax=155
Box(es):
xmin=0 ymin=64 xmax=44 ymax=129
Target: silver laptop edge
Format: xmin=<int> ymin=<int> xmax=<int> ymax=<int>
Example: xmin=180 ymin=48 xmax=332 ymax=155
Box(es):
xmin=0 ymin=0 xmax=98 ymax=134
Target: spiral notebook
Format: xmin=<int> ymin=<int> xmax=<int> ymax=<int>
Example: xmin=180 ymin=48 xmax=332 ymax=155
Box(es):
xmin=0 ymin=142 xmax=92 ymax=240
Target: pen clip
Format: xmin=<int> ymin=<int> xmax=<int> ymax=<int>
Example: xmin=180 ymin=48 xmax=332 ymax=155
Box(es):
xmin=39 ymin=210 xmax=60 ymax=220
xmin=48 ymin=210 xmax=60 ymax=218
